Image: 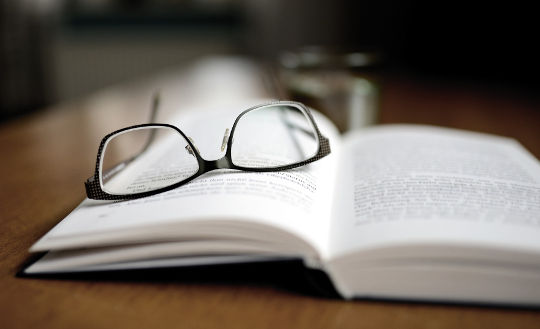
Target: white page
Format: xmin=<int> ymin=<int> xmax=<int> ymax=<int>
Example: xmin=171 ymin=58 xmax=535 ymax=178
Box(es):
xmin=329 ymin=125 xmax=540 ymax=259
xmin=26 ymin=239 xmax=299 ymax=273
xmin=26 ymin=254 xmax=292 ymax=274
xmin=31 ymin=103 xmax=341 ymax=261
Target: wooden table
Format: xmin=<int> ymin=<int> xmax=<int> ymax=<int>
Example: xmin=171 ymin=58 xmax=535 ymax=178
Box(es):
xmin=1 ymin=58 xmax=540 ymax=328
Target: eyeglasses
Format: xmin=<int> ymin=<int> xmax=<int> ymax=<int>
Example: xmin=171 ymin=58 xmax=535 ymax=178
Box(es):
xmin=85 ymin=97 xmax=331 ymax=200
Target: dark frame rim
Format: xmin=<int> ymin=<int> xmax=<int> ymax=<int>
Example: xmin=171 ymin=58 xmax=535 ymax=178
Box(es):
xmin=226 ymin=101 xmax=327 ymax=170
xmin=85 ymin=101 xmax=331 ymax=200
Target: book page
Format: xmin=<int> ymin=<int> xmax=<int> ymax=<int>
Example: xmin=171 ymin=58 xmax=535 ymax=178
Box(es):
xmin=32 ymin=103 xmax=341 ymax=260
xmin=329 ymin=125 xmax=540 ymax=259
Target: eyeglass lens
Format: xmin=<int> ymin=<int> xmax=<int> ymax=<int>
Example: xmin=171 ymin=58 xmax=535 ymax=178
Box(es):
xmin=231 ymin=104 xmax=319 ymax=168
xmin=100 ymin=127 xmax=199 ymax=195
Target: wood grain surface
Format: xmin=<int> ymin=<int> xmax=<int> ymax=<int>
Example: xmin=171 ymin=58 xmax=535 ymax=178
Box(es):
xmin=1 ymin=63 xmax=540 ymax=329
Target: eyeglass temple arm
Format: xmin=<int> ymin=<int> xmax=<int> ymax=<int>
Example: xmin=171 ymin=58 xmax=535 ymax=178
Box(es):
xmin=284 ymin=121 xmax=317 ymax=138
xmin=277 ymin=108 xmax=321 ymax=159
xmin=140 ymin=92 xmax=160 ymax=153
xmin=85 ymin=93 xmax=161 ymax=186
xmin=277 ymin=107 xmax=318 ymax=139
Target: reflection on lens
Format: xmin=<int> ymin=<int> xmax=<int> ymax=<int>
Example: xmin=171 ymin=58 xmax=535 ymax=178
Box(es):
xmin=100 ymin=126 xmax=199 ymax=195
xmin=231 ymin=104 xmax=319 ymax=168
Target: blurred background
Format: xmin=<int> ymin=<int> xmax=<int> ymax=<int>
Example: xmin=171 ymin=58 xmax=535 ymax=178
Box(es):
xmin=1 ymin=0 xmax=538 ymax=122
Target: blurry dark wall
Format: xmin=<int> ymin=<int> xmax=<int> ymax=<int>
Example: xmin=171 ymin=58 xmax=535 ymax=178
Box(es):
xmin=377 ymin=1 xmax=539 ymax=87
xmin=0 ymin=0 xmax=243 ymax=121
xmin=0 ymin=1 xmax=54 ymax=119
xmin=245 ymin=0 xmax=540 ymax=88
xmin=1 ymin=0 xmax=538 ymax=121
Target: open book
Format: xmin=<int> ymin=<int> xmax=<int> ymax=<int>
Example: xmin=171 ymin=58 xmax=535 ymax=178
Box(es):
xmin=23 ymin=103 xmax=540 ymax=306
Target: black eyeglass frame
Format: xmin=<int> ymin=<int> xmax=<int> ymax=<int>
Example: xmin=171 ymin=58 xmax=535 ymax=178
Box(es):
xmin=85 ymin=101 xmax=331 ymax=200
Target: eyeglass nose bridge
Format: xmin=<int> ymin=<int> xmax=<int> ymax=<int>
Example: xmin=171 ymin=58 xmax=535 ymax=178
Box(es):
xmin=202 ymin=156 xmax=232 ymax=171
xmin=184 ymin=137 xmax=199 ymax=156
xmin=184 ymin=134 xmax=233 ymax=171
